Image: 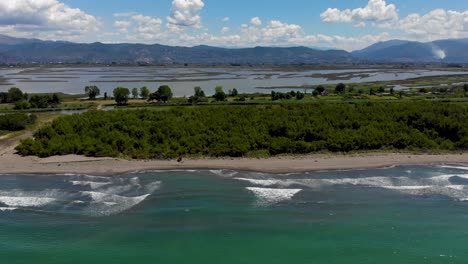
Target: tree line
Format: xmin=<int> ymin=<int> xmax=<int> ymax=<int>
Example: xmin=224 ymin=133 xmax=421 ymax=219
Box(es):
xmin=0 ymin=87 xmax=62 ymax=109
xmin=16 ymin=101 xmax=468 ymax=158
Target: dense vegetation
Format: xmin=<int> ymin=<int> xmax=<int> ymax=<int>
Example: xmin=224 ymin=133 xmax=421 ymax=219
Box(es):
xmin=0 ymin=113 xmax=36 ymax=131
xmin=16 ymin=101 xmax=468 ymax=158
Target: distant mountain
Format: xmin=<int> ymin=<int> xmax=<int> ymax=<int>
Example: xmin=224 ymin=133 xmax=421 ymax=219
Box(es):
xmin=0 ymin=34 xmax=467 ymax=65
xmin=352 ymin=39 xmax=468 ymax=63
xmin=0 ymin=35 xmax=352 ymax=65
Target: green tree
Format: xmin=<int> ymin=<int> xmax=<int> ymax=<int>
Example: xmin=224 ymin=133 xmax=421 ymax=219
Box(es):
xmin=157 ymin=85 xmax=173 ymax=103
xmin=85 ymin=86 xmax=100 ymax=100
xmin=113 ymin=87 xmax=130 ymax=105
xmin=194 ymin=86 xmax=206 ymax=97
xmin=463 ymin=84 xmax=468 ymax=93
xmin=14 ymin=100 xmax=30 ymax=110
xmin=335 ymin=83 xmax=346 ymax=94
xmin=29 ymin=95 xmax=51 ymax=108
xmin=8 ymin=87 xmax=23 ymax=102
xmin=140 ymin=86 xmax=150 ymax=99
xmin=132 ymin=88 xmax=139 ymax=99
xmin=296 ymin=91 xmax=305 ymax=100
xmin=377 ymin=86 xmax=385 ymax=93
xmin=50 ymin=93 xmax=61 ymax=105
xmin=315 ymin=85 xmax=325 ymax=94
xmin=189 ymin=87 xmax=207 ymax=104
xmin=229 ymin=88 xmax=239 ymax=97
xmin=0 ymin=92 xmax=8 ymax=103
xmin=213 ymin=86 xmax=226 ymax=101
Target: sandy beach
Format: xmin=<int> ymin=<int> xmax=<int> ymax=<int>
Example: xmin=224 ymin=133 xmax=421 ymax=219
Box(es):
xmin=1 ymin=139 xmax=468 ymax=175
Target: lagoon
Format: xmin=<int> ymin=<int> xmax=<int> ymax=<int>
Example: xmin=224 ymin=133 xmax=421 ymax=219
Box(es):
xmin=0 ymin=67 xmax=467 ymax=96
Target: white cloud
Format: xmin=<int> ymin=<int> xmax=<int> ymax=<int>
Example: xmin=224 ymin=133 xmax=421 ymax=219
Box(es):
xmin=0 ymin=0 xmax=99 ymax=39
xmin=114 ymin=20 xmax=131 ymax=28
xmin=250 ymin=17 xmax=262 ymax=26
xmin=221 ymin=27 xmax=230 ymax=33
xmin=289 ymin=32 xmax=391 ymax=51
xmin=354 ymin=22 xmax=366 ymax=28
xmin=113 ymin=12 xmax=137 ymax=18
xmin=261 ymin=20 xmax=301 ymax=42
xmin=321 ymin=0 xmax=398 ymax=23
xmin=114 ymin=20 xmax=131 ymax=33
xmin=222 ymin=17 xmax=230 ymax=22
xmin=398 ymin=9 xmax=468 ymax=41
xmin=167 ymin=0 xmax=204 ymax=28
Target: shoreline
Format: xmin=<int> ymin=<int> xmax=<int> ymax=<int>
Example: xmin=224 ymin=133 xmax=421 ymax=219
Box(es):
xmin=1 ymin=147 xmax=468 ymax=175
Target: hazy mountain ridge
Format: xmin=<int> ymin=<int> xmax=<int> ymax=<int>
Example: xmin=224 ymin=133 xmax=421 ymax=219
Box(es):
xmin=0 ymin=34 xmax=466 ymax=64
xmin=352 ymin=39 xmax=468 ymax=63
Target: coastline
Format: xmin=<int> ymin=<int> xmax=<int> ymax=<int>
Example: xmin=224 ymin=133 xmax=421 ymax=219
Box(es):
xmin=1 ymin=146 xmax=468 ymax=175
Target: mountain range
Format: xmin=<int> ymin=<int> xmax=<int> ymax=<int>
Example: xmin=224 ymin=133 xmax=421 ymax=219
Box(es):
xmin=0 ymin=34 xmax=466 ymax=65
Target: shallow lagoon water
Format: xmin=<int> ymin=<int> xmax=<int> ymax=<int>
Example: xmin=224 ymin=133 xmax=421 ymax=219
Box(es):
xmin=1 ymin=165 xmax=468 ymax=263
xmin=0 ymin=67 xmax=467 ymax=96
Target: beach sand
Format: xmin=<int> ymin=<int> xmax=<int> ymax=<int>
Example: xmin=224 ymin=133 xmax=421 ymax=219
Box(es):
xmin=1 ymin=142 xmax=468 ymax=175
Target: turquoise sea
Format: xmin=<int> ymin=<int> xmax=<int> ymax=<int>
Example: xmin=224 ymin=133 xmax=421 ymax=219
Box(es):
xmin=1 ymin=165 xmax=468 ymax=263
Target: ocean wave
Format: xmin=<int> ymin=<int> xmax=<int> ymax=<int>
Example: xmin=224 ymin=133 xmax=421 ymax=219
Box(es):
xmin=129 ymin=169 xmax=200 ymax=174
xmin=81 ymin=191 xmax=150 ymax=216
xmin=0 ymin=196 xmax=56 ymax=207
xmin=144 ymin=181 xmax=162 ymax=193
xmin=246 ymin=187 xmax=301 ymax=206
xmin=380 ymin=186 xmax=432 ymax=190
xmin=0 ymin=207 xmax=18 ymax=211
xmin=210 ymin=170 xmax=238 ymax=178
xmin=439 ymin=165 xmax=468 ymax=171
xmin=235 ymin=178 xmax=283 ymax=187
xmin=237 ymin=170 xmax=468 ymax=202
xmin=70 ymin=181 xmax=111 ymax=189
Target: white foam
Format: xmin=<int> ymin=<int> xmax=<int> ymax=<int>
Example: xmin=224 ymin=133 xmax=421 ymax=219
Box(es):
xmin=0 ymin=196 xmax=56 ymax=207
xmin=210 ymin=170 xmax=238 ymax=178
xmin=144 ymin=181 xmax=161 ymax=193
xmin=81 ymin=191 xmax=150 ymax=216
xmin=246 ymin=187 xmax=301 ymax=205
xmin=447 ymin=185 xmax=465 ymax=191
xmin=70 ymin=181 xmax=111 ymax=189
xmin=129 ymin=177 xmax=140 ymax=186
xmin=0 ymin=207 xmax=17 ymax=211
xmin=235 ymin=178 xmax=282 ymax=187
xmin=439 ymin=165 xmax=468 ymax=171
xmin=381 ymin=186 xmax=432 ymax=190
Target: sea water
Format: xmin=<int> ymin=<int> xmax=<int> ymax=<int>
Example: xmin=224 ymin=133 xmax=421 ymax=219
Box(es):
xmin=1 ymin=165 xmax=468 ymax=263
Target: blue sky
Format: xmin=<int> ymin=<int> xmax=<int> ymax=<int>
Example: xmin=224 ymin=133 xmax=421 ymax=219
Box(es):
xmin=0 ymin=0 xmax=467 ymax=50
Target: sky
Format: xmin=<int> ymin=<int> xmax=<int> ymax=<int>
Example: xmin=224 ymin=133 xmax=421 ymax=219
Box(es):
xmin=0 ymin=0 xmax=467 ymax=51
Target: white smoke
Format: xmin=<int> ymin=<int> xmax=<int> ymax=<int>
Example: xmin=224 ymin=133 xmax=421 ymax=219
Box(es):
xmin=430 ymin=44 xmax=446 ymax=60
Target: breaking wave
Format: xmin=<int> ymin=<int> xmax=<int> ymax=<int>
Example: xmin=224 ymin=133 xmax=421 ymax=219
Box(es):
xmin=70 ymin=181 xmax=111 ymax=189
xmin=236 ymin=169 xmax=468 ymax=202
xmin=210 ymin=170 xmax=238 ymax=178
xmin=246 ymin=187 xmax=302 ymax=206
xmin=0 ymin=174 xmax=161 ymax=217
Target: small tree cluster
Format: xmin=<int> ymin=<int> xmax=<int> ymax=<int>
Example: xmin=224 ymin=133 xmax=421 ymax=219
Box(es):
xmin=335 ymin=83 xmax=346 ymax=94
xmin=85 ymin=86 xmax=100 ymax=100
xmin=0 ymin=113 xmax=36 ymax=131
xmin=213 ymin=86 xmax=226 ymax=101
xmin=188 ymin=86 xmax=207 ymax=104
xmin=0 ymin=87 xmax=27 ymax=103
xmin=271 ymin=91 xmax=304 ymax=101
xmin=113 ymin=87 xmax=130 ymax=105
xmin=148 ymin=85 xmax=173 ymax=103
